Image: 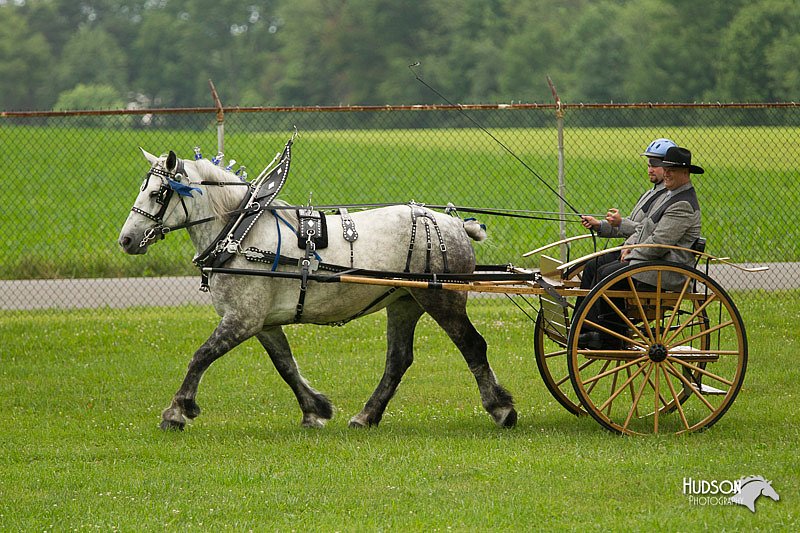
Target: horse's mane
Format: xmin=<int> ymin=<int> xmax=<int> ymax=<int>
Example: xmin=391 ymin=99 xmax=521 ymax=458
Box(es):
xmin=190 ymin=159 xmax=249 ymax=219
xmin=739 ymin=475 xmax=768 ymax=486
xmin=189 ymin=159 xmax=297 ymax=223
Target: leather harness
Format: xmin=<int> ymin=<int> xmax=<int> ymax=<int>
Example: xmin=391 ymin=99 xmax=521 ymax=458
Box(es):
xmin=131 ymin=139 xmax=460 ymax=325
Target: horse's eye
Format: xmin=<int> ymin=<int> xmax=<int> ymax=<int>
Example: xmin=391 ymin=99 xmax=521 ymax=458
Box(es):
xmin=150 ymin=187 xmax=170 ymax=205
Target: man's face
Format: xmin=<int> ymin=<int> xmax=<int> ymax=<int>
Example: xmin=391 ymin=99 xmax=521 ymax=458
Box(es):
xmin=663 ymin=167 xmax=690 ymax=190
xmin=647 ymin=158 xmax=666 ymax=184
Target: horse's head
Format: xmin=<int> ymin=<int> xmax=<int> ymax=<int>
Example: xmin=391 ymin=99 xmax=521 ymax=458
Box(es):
xmin=118 ymin=149 xmax=201 ymax=254
xmin=761 ymin=479 xmax=780 ymax=502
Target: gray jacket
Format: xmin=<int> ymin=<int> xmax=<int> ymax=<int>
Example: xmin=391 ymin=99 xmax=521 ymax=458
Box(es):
xmin=598 ymin=183 xmax=667 ymax=245
xmin=627 ymin=182 xmax=701 ymax=290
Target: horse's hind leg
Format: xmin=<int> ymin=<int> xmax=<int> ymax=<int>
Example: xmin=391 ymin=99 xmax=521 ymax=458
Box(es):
xmin=412 ymin=290 xmax=517 ymax=428
xmin=349 ymin=295 xmax=424 ymax=428
xmin=161 ymin=315 xmax=258 ymax=430
xmin=256 ymin=327 xmax=333 ymax=428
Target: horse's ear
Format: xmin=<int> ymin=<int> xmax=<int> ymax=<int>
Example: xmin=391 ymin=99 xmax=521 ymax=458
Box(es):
xmin=166 ymin=150 xmax=178 ymax=173
xmin=140 ymin=147 xmax=158 ymax=165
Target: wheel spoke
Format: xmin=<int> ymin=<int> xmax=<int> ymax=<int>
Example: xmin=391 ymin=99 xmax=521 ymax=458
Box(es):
xmin=662 ymin=276 xmax=693 ymax=335
xmin=667 ymin=356 xmax=735 ymax=387
xmin=544 ymin=348 xmax=568 ymax=359
xmin=667 ymin=320 xmax=734 ymax=349
xmin=653 ymin=362 xmax=661 ymax=433
xmin=554 ymin=374 xmax=570 ymax=387
xmin=664 ymin=294 xmax=717 ymax=346
xmin=666 ymin=349 xmax=741 ymax=356
xmin=655 ymin=271 xmax=663 ymax=341
xmin=664 ymin=360 xmax=716 ymax=412
xmin=639 ymin=361 xmax=671 ymax=414
xmin=595 ymin=360 xmax=649 ymax=412
xmin=600 ymin=294 xmax=649 ymax=348
xmin=625 ymin=366 xmax=639 ymax=418
xmin=661 ymin=363 xmax=690 ymax=431
xmin=605 ymin=361 xmax=620 ymax=415
xmin=586 ymin=360 xmax=611 ymax=394
xmin=580 ymin=355 xmax=649 ymax=386
xmin=582 ymin=318 xmax=642 ymax=348
xmin=623 ymin=363 xmax=654 ymax=432
xmin=627 ymin=276 xmax=655 ymax=344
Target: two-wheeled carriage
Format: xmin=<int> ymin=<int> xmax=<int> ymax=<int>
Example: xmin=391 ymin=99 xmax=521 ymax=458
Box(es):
xmin=300 ymin=235 xmax=759 ymax=436
xmin=119 ymin=136 xmax=763 ymax=435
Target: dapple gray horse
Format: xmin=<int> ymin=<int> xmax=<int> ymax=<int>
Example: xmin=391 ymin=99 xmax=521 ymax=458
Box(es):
xmin=118 ymin=150 xmax=516 ymax=430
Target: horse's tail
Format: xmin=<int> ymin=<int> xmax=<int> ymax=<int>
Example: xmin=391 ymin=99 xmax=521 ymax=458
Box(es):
xmin=463 ymin=217 xmax=487 ymax=242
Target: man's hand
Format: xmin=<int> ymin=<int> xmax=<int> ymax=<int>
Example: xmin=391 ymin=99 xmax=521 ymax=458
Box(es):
xmin=581 ymin=215 xmax=601 ymax=230
xmin=605 ymin=208 xmax=622 ymax=227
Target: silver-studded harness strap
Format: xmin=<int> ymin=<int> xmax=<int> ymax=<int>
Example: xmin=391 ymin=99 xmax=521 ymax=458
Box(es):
xmin=404 ymin=204 xmax=449 ymax=273
xmin=338 ymin=208 xmax=358 ymax=267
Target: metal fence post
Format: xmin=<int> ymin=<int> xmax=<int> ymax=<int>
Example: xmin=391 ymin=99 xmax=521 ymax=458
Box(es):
xmin=209 ymin=79 xmax=225 ymax=156
xmin=548 ymin=77 xmax=567 ymax=262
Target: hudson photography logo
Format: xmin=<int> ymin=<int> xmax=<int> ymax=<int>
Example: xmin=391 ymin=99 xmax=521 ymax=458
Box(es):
xmin=683 ymin=475 xmax=780 ymax=512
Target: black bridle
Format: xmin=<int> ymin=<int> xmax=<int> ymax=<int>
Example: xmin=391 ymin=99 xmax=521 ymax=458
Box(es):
xmin=131 ymin=165 xmax=194 ymax=247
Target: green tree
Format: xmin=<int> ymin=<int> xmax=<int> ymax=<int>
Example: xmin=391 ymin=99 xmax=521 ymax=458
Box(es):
xmin=52 ymin=83 xmax=125 ymax=128
xmin=716 ymin=0 xmax=800 ymax=101
xmin=496 ymin=0 xmax=588 ymax=103
xmin=766 ymin=34 xmax=800 ymax=100
xmin=421 ymin=0 xmax=509 ymax=104
xmin=567 ymin=2 xmax=628 ymax=102
xmin=53 ymin=84 xmax=124 ymax=111
xmin=0 ymin=8 xmax=55 ymax=110
xmin=57 ymin=27 xmax=128 ymax=94
xmin=131 ymin=6 xmax=197 ymax=106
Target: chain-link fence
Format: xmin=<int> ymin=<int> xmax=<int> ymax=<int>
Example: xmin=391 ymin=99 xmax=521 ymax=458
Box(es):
xmin=1 ymin=103 xmax=797 ymax=314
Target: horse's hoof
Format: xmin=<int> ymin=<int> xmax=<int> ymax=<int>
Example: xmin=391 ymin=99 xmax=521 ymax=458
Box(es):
xmin=178 ymin=398 xmax=201 ymax=420
xmin=493 ymin=406 xmax=518 ymax=428
xmin=348 ymin=414 xmax=372 ymax=428
xmin=301 ymin=413 xmax=328 ymax=428
xmin=160 ymin=419 xmax=185 ymax=431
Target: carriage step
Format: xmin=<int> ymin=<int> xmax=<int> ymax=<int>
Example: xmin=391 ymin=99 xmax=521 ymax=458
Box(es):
xmin=698 ymin=384 xmax=726 ymax=395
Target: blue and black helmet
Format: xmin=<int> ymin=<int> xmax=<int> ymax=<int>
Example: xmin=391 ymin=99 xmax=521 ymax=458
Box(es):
xmin=641 ymin=138 xmax=677 ymax=158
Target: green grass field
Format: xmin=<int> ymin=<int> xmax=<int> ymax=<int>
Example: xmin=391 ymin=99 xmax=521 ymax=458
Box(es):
xmin=1 ymin=294 xmax=797 ymax=530
xmin=1 ymin=124 xmax=798 ymax=280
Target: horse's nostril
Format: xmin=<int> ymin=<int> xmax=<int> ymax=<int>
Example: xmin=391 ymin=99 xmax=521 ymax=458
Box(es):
xmin=120 ymin=236 xmax=131 ymax=247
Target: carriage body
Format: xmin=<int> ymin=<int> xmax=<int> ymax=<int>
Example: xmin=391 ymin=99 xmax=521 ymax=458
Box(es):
xmin=300 ymin=239 xmax=753 ymax=436
xmin=526 ymin=243 xmax=750 ymax=435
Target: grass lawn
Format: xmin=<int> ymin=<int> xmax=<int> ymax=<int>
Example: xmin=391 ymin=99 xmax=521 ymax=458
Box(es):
xmin=0 ymin=294 xmax=797 ymax=530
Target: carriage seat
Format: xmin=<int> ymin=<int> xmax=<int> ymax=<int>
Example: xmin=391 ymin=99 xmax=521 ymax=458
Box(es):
xmin=691 ymin=237 xmax=706 ymax=267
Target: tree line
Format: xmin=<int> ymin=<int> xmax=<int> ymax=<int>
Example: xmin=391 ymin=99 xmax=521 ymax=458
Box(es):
xmin=1 ymin=0 xmax=798 ymax=112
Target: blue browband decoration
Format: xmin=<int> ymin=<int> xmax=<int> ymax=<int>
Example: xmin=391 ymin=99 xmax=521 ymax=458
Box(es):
xmin=167 ymin=178 xmax=202 ymax=198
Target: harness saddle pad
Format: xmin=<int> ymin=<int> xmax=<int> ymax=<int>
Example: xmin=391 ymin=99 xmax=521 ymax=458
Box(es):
xmin=194 ymin=137 xmax=292 ymax=269
xmin=296 ymin=209 xmax=328 ymax=249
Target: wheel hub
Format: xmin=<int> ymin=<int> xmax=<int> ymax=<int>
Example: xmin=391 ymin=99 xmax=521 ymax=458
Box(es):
xmin=648 ymin=343 xmax=668 ymax=362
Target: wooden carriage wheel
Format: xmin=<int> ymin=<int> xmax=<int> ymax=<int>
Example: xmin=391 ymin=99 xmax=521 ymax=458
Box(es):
xmin=566 ymin=262 xmax=747 ymax=435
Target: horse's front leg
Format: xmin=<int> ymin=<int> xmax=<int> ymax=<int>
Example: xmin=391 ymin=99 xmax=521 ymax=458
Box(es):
xmin=256 ymin=327 xmax=334 ymax=428
xmin=161 ymin=315 xmax=258 ymax=430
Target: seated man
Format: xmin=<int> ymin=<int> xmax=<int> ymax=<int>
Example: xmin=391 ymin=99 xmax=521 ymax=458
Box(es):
xmin=579 ymin=146 xmax=704 ymax=349
xmin=580 ymin=137 xmax=676 ymax=289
